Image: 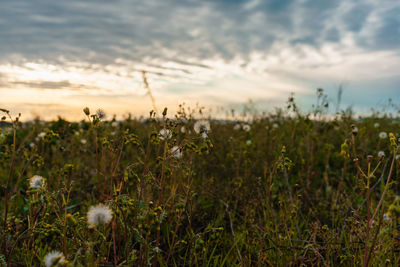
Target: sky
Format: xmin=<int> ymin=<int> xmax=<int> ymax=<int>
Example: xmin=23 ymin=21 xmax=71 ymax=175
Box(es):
xmin=0 ymin=0 xmax=399 ymax=120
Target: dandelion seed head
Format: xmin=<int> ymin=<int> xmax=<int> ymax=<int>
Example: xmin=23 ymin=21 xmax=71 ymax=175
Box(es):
xmin=378 ymin=151 xmax=385 ymax=158
xmin=29 ymin=175 xmax=45 ymax=189
xmin=96 ymin=109 xmax=106 ymax=119
xmin=87 ymin=204 xmax=113 ymax=226
xmin=171 ymin=146 xmax=182 ymax=158
xmin=379 ymin=132 xmax=387 ymax=139
xmin=242 ymin=124 xmax=251 ymax=132
xmin=351 ymin=126 xmax=358 ymax=135
xmin=44 ymin=251 xmax=65 ymax=267
xmin=194 ymin=120 xmax=210 ymax=134
xmin=233 ymin=124 xmax=241 ymax=130
xmin=159 ymin=129 xmax=172 ymax=140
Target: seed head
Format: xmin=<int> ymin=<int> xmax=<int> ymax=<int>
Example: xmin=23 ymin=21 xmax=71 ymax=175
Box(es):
xmin=379 ymin=132 xmax=387 ymax=139
xmin=194 ymin=120 xmax=210 ymax=134
xmin=242 ymin=124 xmax=251 ymax=132
xmin=29 ymin=175 xmax=45 ymax=189
xmin=171 ymin=146 xmax=182 ymax=158
xmin=44 ymin=251 xmax=65 ymax=267
xmin=87 ymin=204 xmax=113 ymax=227
xmin=83 ymin=107 xmax=90 ymax=116
xmin=159 ymin=128 xmax=172 ymax=140
xmin=351 ymin=125 xmax=358 ymax=136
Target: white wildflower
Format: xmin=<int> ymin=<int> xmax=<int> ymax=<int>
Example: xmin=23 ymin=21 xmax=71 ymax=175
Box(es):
xmin=87 ymin=204 xmax=113 ymax=226
xmin=374 ymin=123 xmax=380 ymax=128
xmin=180 ymin=126 xmax=186 ymax=133
xmin=379 ymin=132 xmax=387 ymax=139
xmin=29 ymin=175 xmax=45 ymax=189
xmin=37 ymin=132 xmax=46 ymax=138
xmin=171 ymin=146 xmax=182 ymax=159
xmin=44 ymin=251 xmax=65 ymax=267
xmin=378 ymin=151 xmax=385 ymax=158
xmin=194 ymin=120 xmax=210 ymax=134
xmin=29 ymin=142 xmax=35 ymax=148
xmin=80 ymin=139 xmax=87 ymax=144
xmin=246 ymin=140 xmax=252 ymax=145
xmin=233 ymin=124 xmax=241 ymax=130
xmin=159 ymin=129 xmax=172 ymax=140
xmin=272 ymin=123 xmax=279 ymax=129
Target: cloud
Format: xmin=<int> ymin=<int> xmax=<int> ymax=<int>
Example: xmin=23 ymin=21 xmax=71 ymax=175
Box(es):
xmin=0 ymin=0 xmax=399 ymax=119
xmin=1 ymin=0 xmax=398 ymax=63
xmin=11 ymin=80 xmax=72 ymax=89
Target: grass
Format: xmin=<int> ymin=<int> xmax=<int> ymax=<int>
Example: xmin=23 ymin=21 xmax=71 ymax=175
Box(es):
xmin=1 ymin=91 xmax=400 ymax=266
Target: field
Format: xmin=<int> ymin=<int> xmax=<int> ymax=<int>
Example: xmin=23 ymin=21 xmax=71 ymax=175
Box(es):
xmin=1 ymin=93 xmax=400 ymax=266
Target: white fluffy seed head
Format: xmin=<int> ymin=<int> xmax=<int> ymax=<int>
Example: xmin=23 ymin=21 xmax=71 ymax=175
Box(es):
xmin=29 ymin=175 xmax=45 ymax=189
xmin=171 ymin=146 xmax=182 ymax=158
xmin=87 ymin=204 xmax=113 ymax=226
xmin=378 ymin=151 xmax=385 ymax=158
xmin=44 ymin=251 xmax=65 ymax=267
xmin=194 ymin=120 xmax=210 ymax=134
xmin=242 ymin=124 xmax=251 ymax=132
xmin=379 ymin=132 xmax=387 ymax=139
xmin=383 ymin=213 xmax=391 ymax=221
xmin=159 ymin=129 xmax=172 ymax=140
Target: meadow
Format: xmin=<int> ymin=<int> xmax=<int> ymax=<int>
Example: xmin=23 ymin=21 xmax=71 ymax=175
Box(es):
xmin=1 ymin=91 xmax=400 ymax=266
